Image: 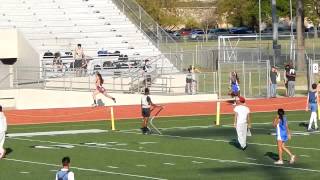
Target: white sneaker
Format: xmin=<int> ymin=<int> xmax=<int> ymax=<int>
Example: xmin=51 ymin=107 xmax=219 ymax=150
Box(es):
xmin=290 ymin=155 xmax=296 ymax=164
xmin=274 ymin=160 xmax=284 ymax=165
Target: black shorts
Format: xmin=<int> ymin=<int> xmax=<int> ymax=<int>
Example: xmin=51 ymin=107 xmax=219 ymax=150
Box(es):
xmin=142 ymin=108 xmax=151 ymax=118
xmin=74 ymin=59 xmax=82 ymax=68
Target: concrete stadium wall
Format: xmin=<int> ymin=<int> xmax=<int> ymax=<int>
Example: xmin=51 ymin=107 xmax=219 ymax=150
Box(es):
xmin=16 ymin=30 xmax=40 ymax=81
xmin=0 ymin=29 xmax=40 ymax=86
xmin=0 ymin=89 xmax=217 ymax=110
xmin=0 ymin=29 xmax=18 ymax=58
xmin=0 ymin=65 xmax=11 ymax=89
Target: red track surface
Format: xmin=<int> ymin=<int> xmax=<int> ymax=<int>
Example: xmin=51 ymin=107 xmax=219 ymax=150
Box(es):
xmin=5 ymin=97 xmax=306 ymax=125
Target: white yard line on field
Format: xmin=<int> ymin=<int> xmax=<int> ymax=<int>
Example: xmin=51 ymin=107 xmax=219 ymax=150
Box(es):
xmin=9 ymin=137 xmax=320 ymax=173
xmin=118 ymin=130 xmax=320 ymax=151
xmin=7 ymin=129 xmax=107 ymax=137
xmin=4 ymin=158 xmax=167 ymax=180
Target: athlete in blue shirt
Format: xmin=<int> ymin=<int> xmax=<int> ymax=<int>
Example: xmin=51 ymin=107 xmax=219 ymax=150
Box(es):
xmin=273 ymin=109 xmax=295 ymax=165
xmin=306 ymin=83 xmax=319 ymax=131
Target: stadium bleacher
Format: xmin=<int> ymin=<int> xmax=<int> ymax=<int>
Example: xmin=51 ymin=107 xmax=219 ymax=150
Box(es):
xmin=0 ymin=0 xmax=175 ymax=72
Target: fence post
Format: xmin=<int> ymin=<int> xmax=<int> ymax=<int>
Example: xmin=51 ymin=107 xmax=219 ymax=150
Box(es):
xmin=139 ymin=6 xmax=142 ymax=30
xmin=258 ymin=66 xmax=261 ymax=96
xmin=88 ymin=75 xmax=91 ymax=92
xmin=242 ymin=61 xmax=246 ymax=98
xmin=249 ymin=72 xmax=252 ymax=96
xmin=203 ymin=73 xmax=206 ymax=93
xmin=9 ymin=65 xmax=14 ymax=88
xmin=218 ymin=62 xmax=221 ymax=98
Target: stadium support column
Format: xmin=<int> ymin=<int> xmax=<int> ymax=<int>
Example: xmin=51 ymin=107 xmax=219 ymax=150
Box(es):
xmin=271 ymin=0 xmax=281 ymax=66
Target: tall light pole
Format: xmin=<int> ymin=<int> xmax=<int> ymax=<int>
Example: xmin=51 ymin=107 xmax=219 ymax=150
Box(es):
xmin=271 ymin=0 xmax=280 ymax=66
xmin=289 ymin=0 xmax=295 ymax=64
xmin=296 ymin=0 xmax=305 ymax=71
xmin=259 ymin=0 xmax=262 ymax=61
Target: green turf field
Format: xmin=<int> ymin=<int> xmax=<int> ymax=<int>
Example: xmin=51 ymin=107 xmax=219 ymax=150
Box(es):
xmin=1 ymin=111 xmax=320 ymax=180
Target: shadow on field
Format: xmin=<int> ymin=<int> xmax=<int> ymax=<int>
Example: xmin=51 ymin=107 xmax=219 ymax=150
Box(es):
xmin=166 ymin=127 xmax=235 ymax=138
xmin=165 ymin=127 xmax=271 ymax=138
xmin=299 ymin=122 xmax=308 ymax=129
xmin=164 ymin=124 xmax=314 ymax=179
xmin=264 ymin=152 xmax=279 ymax=161
xmin=229 ymin=139 xmax=243 ymax=150
xmin=4 ymin=148 xmax=13 ymax=157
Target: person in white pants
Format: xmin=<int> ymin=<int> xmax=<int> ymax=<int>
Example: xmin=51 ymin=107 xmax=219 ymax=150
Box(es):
xmin=0 ymin=105 xmax=7 ymax=159
xmin=233 ymin=97 xmax=251 ymax=150
xmin=306 ymin=83 xmax=319 ymax=131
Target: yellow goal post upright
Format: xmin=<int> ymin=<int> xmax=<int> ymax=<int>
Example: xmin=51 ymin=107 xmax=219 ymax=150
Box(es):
xmin=110 ymin=106 xmax=116 ymax=131
xmin=215 ymin=101 xmax=221 ymax=126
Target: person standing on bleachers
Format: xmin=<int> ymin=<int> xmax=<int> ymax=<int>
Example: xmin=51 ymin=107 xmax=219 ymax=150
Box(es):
xmin=74 ymin=44 xmax=85 ymax=76
xmin=53 ymin=52 xmax=63 ymax=72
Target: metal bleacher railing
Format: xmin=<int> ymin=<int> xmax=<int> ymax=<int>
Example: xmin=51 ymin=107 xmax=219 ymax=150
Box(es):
xmin=111 ymin=0 xmax=183 ymax=71
xmin=0 ymin=63 xmax=218 ymax=95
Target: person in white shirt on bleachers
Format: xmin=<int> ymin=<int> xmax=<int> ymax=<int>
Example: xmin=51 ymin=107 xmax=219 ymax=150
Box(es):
xmin=74 ymin=44 xmax=85 ymax=76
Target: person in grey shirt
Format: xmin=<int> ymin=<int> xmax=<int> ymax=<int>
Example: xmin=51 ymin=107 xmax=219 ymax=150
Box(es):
xmin=270 ymin=66 xmax=278 ymax=98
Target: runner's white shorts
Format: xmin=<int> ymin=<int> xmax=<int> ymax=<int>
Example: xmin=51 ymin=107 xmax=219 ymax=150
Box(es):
xmin=0 ymin=132 xmax=5 ymax=148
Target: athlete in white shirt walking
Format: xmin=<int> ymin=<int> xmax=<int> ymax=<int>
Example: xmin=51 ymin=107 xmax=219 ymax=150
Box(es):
xmin=55 ymin=156 xmax=75 ymax=180
xmin=233 ymin=97 xmax=251 ymax=150
xmin=0 ymin=105 xmax=7 ymax=159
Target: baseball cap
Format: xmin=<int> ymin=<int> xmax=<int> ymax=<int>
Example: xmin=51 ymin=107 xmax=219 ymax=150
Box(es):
xmin=239 ymin=96 xmax=245 ymax=103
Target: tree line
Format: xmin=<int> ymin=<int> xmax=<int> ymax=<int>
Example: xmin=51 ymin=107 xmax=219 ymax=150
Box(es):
xmin=136 ymin=0 xmax=320 ymax=35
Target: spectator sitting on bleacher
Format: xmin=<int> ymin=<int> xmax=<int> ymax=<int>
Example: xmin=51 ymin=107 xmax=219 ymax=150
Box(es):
xmin=53 ymin=52 xmax=63 ymax=72
xmin=43 ymin=50 xmax=53 ymax=58
xmin=97 ymin=48 xmax=108 ymax=56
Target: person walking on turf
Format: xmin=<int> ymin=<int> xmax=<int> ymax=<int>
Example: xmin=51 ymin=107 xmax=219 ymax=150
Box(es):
xmin=0 ymin=105 xmax=7 ymax=159
xmin=306 ymin=83 xmax=319 ymax=131
xmin=233 ymin=97 xmax=251 ymax=150
xmin=55 ymin=156 xmax=75 ymax=180
xmin=273 ymin=109 xmax=295 ymax=165
xmin=92 ymin=71 xmax=116 ymax=107
xmin=141 ymin=87 xmax=160 ymax=134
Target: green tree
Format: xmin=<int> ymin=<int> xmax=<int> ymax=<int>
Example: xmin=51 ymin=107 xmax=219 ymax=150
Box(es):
xmin=136 ymin=0 xmax=181 ymax=29
xmin=185 ymin=17 xmax=200 ymax=29
xmin=216 ymin=0 xmax=293 ymax=30
xmin=305 ymin=0 xmax=320 ymax=38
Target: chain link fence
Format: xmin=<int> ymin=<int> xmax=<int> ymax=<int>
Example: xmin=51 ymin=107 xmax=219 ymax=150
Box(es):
xmin=218 ymin=61 xmax=270 ymax=98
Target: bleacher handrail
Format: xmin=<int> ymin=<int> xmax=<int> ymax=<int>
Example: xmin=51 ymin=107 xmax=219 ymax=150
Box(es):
xmin=110 ymin=0 xmax=182 ymax=68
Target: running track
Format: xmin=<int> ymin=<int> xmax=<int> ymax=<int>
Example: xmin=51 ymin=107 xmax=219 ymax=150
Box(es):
xmin=5 ymin=97 xmax=306 ymax=125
